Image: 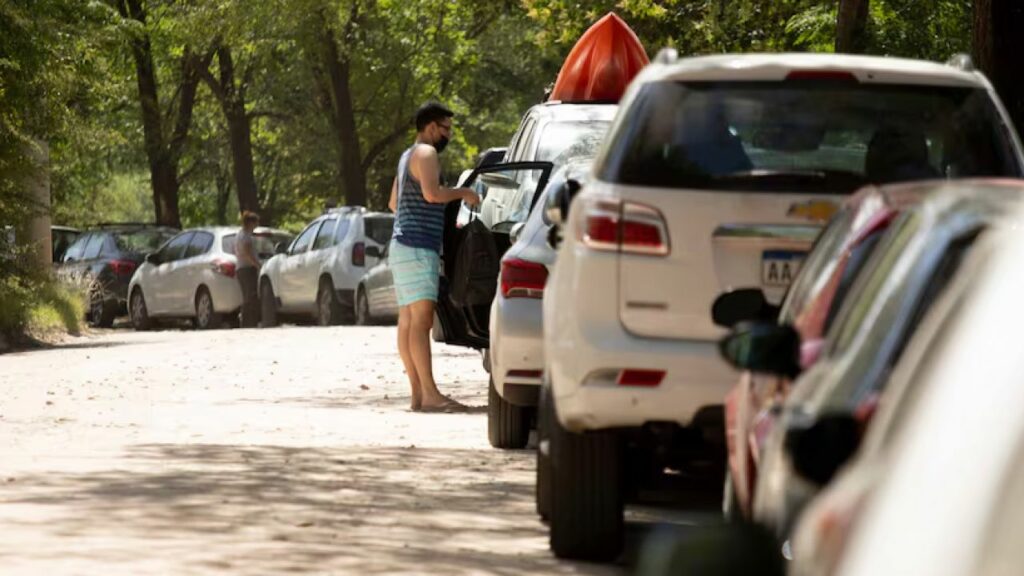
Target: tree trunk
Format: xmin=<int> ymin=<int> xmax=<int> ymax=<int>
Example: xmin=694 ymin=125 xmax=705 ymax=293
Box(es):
xmin=836 ymin=0 xmax=870 ymax=54
xmin=319 ymin=11 xmax=368 ymax=208
xmin=118 ymin=0 xmax=205 ymax=229
xmin=205 ymin=45 xmax=260 ymax=216
xmin=215 ymin=168 xmax=232 ymax=226
xmin=974 ymin=0 xmax=1024 ymax=135
xmin=23 ymin=140 xmax=51 ymax=275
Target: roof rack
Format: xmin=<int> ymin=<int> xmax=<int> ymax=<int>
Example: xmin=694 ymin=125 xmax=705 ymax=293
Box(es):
xmin=946 ymin=53 xmax=975 ymax=72
xmin=324 ymin=205 xmax=366 ymax=215
xmin=93 ymin=222 xmax=162 ymax=229
xmin=654 ymin=47 xmax=678 ymax=65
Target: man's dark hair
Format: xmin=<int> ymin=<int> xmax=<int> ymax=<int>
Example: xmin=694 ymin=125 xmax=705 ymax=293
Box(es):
xmin=415 ymin=101 xmax=454 ymax=132
xmin=242 ymin=211 xmax=260 ymax=226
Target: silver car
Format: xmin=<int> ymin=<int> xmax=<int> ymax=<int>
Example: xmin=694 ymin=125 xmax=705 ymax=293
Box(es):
xmin=128 ymin=227 xmax=249 ymax=330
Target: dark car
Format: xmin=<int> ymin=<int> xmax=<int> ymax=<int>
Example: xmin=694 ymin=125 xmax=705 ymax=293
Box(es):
xmin=51 ymin=226 xmax=81 ymax=263
xmin=58 ymin=224 xmax=178 ymax=327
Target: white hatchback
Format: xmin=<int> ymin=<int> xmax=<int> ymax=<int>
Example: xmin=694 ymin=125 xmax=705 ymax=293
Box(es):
xmin=129 ymin=227 xmax=247 ymax=330
xmin=539 ymin=52 xmax=1024 ymax=561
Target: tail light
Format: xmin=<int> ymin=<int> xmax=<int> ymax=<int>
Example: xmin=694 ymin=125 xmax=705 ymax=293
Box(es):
xmin=210 ymin=259 xmax=236 ymax=278
xmin=352 ymin=242 xmax=366 ymax=267
xmin=576 ymin=198 xmax=670 ymax=256
xmin=500 ymin=258 xmax=548 ymax=298
xmin=617 ymin=369 xmax=665 ymax=387
xmin=109 ymin=259 xmax=137 ymax=276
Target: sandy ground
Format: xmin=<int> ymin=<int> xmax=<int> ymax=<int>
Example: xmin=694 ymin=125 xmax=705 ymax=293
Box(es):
xmin=0 ymin=325 xmax=626 ymax=575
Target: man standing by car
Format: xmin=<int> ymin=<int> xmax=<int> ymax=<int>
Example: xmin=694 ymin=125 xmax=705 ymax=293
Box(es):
xmin=236 ymin=211 xmax=262 ymax=328
xmin=388 ymin=101 xmax=479 ymax=412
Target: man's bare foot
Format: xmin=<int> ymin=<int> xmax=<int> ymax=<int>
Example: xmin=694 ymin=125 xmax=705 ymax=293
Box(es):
xmin=420 ymin=395 xmax=468 ymax=413
xmin=410 ymin=393 xmax=423 ymax=412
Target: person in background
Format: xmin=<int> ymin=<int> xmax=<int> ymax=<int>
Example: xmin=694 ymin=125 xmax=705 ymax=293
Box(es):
xmin=236 ymin=211 xmax=262 ymax=328
xmin=388 ymin=101 xmax=480 ymax=412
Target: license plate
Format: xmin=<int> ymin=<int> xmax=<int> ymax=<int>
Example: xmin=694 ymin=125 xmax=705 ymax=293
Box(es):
xmin=762 ymin=250 xmax=805 ymax=287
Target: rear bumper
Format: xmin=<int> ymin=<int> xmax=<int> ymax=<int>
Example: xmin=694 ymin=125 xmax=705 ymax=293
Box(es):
xmin=489 ymin=293 xmax=544 ymax=401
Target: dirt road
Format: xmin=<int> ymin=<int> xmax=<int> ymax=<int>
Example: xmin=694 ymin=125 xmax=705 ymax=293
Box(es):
xmin=0 ymin=325 xmax=623 ymax=575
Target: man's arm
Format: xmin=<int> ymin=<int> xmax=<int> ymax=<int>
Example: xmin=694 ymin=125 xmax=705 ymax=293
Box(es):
xmin=411 ymin=145 xmax=479 ymax=206
xmin=388 ymin=177 xmax=398 ymax=212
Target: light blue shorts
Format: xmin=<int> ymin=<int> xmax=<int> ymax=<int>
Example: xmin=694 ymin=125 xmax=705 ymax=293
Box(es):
xmin=390 ymin=240 xmax=440 ymax=306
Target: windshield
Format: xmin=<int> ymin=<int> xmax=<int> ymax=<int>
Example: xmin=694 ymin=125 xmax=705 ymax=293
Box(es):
xmin=537 ymin=121 xmax=611 ymax=168
xmin=114 ymin=229 xmax=176 ymax=254
xmin=599 ymin=81 xmax=1021 ymax=192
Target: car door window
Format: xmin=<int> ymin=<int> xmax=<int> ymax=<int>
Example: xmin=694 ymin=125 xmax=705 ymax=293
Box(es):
xmin=290 ymin=222 xmax=320 ymax=255
xmin=82 ymin=233 xmax=106 ymax=259
xmin=185 ymin=232 xmax=214 ymax=258
xmin=161 ymin=232 xmax=194 ymax=263
xmin=313 ymin=219 xmax=338 ymax=251
xmin=334 ymin=219 xmax=352 ymax=244
xmin=63 ymin=234 xmax=89 ymax=262
xmin=363 ymin=216 xmax=394 ymax=245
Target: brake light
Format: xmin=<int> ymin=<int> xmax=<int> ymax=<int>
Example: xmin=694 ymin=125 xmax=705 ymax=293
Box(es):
xmin=210 ymin=259 xmax=236 ymax=278
xmin=109 ymin=259 xmax=136 ymax=276
xmin=500 ymin=258 xmax=548 ymax=299
xmin=785 ymin=70 xmax=858 ymax=82
xmin=617 ymin=369 xmax=665 ymax=387
xmin=577 ymin=198 xmax=670 ymax=255
xmin=352 ymin=242 xmax=366 ymax=267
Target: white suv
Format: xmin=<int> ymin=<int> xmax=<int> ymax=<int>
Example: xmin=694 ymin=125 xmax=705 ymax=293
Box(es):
xmin=539 ymin=52 xmax=1024 ymax=561
xmin=259 ymin=207 xmax=394 ymax=326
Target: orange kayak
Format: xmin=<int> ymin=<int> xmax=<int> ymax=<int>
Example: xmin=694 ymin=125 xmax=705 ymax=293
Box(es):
xmin=549 ymin=12 xmax=649 ymax=103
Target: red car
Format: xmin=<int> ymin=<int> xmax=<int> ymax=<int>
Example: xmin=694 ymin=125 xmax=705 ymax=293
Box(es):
xmin=713 ymin=184 xmax=928 ymax=520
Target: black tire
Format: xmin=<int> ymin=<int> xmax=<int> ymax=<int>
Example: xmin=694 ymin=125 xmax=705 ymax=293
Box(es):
xmin=260 ymin=282 xmax=278 ymax=328
xmin=548 ymin=391 xmax=624 ymax=562
xmin=355 ymin=288 xmax=372 ymax=326
xmin=88 ymin=283 xmax=116 ymax=328
xmin=536 ymin=385 xmax=553 ymax=522
xmin=317 ymin=279 xmax=343 ymax=326
xmin=129 ymin=288 xmax=152 ymax=331
xmin=488 ymin=377 xmax=530 ymax=449
xmin=194 ymin=287 xmax=222 ymax=330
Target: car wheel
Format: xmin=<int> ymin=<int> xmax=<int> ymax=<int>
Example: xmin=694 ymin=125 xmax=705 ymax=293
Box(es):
xmin=536 ymin=384 xmax=553 ymax=523
xmin=488 ymin=376 xmax=529 ymax=449
xmin=548 ymin=387 xmax=624 ymax=562
xmin=317 ymin=279 xmax=343 ymax=326
xmin=355 ymin=289 xmax=372 ymax=326
xmin=88 ymin=284 xmax=116 ymax=328
xmin=129 ymin=288 xmax=152 ymax=331
xmin=260 ymin=282 xmax=278 ymax=328
xmin=194 ymin=287 xmax=222 ymax=330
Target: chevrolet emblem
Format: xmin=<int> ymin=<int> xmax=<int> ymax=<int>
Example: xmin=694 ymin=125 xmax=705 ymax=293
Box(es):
xmin=788 ymin=200 xmax=838 ymax=222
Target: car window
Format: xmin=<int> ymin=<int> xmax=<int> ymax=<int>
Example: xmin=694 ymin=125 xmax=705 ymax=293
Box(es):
xmin=778 ymin=208 xmax=856 ymax=323
xmin=363 ymin=216 xmax=394 ymax=245
xmin=82 ymin=233 xmax=106 ymax=259
xmin=114 ymin=229 xmax=177 ymax=255
xmin=160 ymin=232 xmax=194 ymax=263
xmin=290 ymin=222 xmax=320 ymax=255
xmin=63 ymin=234 xmax=90 ymax=261
xmin=537 ymin=121 xmax=611 ymax=167
xmin=599 ymin=81 xmax=1021 ymax=193
xmin=52 ymin=230 xmax=79 ymax=262
xmin=822 ymin=228 xmax=886 ymax=331
xmin=334 ymin=219 xmax=351 ymax=243
xmin=185 ymin=231 xmax=214 ymax=258
xmin=314 ymin=219 xmax=338 ymax=251
xmin=222 ymin=234 xmax=236 ymax=255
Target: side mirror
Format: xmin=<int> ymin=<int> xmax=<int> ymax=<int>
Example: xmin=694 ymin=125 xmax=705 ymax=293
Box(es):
xmin=545 ymin=178 xmax=582 ymax=226
xmin=274 ymin=241 xmax=289 ymax=255
xmin=479 ymin=171 xmax=519 ymax=189
xmin=711 ymin=288 xmax=779 ymax=328
xmin=719 ymin=322 xmax=801 ymax=378
xmin=365 ymin=245 xmax=381 ymax=259
xmin=510 ymin=222 xmax=526 ymax=245
xmin=145 ymin=252 xmax=160 ymax=265
xmin=786 ymin=413 xmax=861 ymax=486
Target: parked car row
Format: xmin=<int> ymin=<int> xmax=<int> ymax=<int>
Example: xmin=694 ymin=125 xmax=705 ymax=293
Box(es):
xmin=422 ymin=47 xmax=1024 ymax=566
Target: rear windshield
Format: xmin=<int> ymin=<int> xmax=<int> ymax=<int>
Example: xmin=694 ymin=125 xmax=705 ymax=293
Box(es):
xmin=598 ymin=81 xmax=1021 ymax=193
xmin=113 ymin=229 xmax=176 ymax=254
xmin=537 ymin=121 xmax=611 ymax=168
xmin=363 ymin=216 xmax=394 ymax=245
xmin=222 ymin=233 xmax=290 ymax=259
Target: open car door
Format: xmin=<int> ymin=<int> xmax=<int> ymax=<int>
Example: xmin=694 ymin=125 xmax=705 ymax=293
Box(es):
xmin=436 ymin=161 xmax=554 ymax=349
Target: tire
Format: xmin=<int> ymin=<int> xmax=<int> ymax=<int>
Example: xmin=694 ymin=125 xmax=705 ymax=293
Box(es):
xmin=355 ymin=288 xmax=372 ymax=326
xmin=129 ymin=288 xmax=152 ymax=331
xmin=317 ymin=279 xmax=343 ymax=326
xmin=488 ymin=376 xmax=530 ymax=449
xmin=194 ymin=287 xmax=222 ymax=330
xmin=88 ymin=283 xmax=116 ymax=328
xmin=548 ymin=389 xmax=624 ymax=562
xmin=260 ymin=282 xmax=278 ymax=328
xmin=536 ymin=385 xmax=553 ymax=522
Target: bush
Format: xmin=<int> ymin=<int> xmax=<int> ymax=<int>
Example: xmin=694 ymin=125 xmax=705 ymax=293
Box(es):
xmin=0 ymin=274 xmax=86 ymax=347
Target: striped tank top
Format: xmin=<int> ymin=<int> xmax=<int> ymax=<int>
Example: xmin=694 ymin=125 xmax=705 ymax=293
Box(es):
xmin=392 ymin=145 xmax=446 ymax=253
